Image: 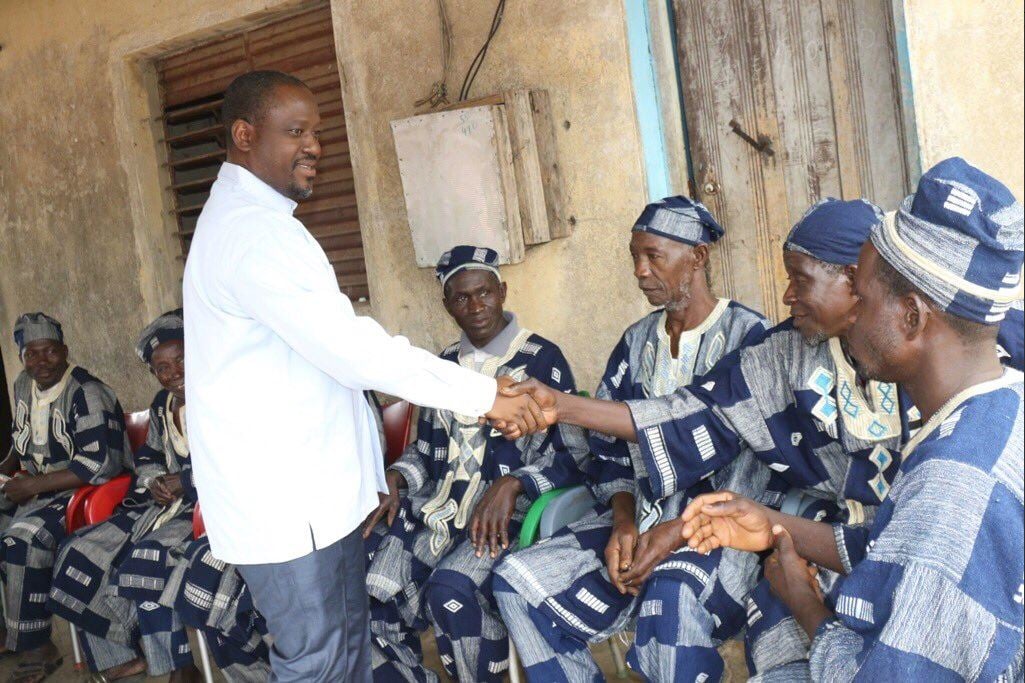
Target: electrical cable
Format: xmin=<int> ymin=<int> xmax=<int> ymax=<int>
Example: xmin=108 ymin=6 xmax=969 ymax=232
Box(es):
xmin=458 ymin=0 xmax=506 ymax=101
xmin=415 ymin=0 xmax=453 ymax=109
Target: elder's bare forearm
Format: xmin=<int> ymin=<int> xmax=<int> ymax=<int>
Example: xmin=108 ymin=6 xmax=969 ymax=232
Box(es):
xmin=766 ymin=509 xmax=845 ymax=574
xmin=556 ymin=393 xmax=637 ymax=442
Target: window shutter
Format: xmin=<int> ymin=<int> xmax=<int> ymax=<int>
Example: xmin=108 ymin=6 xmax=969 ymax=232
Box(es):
xmin=156 ymin=5 xmax=368 ymax=301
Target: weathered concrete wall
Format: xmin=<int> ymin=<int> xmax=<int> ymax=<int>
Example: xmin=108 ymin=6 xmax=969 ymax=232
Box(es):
xmin=0 ymin=0 xmax=652 ymax=403
xmin=0 ymin=3 xmax=153 ymax=408
xmin=3 ymin=0 xmax=1021 ymax=410
xmin=903 ymin=0 xmax=1025 ymax=197
xmin=331 ymin=0 xmax=652 ymax=391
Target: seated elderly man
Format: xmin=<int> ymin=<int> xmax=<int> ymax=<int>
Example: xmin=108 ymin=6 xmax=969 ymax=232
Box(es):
xmin=492 ymin=196 xmax=771 ymax=682
xmin=678 ymin=157 xmax=1024 ymax=681
xmin=497 ymin=198 xmax=926 ymax=680
xmin=0 ymin=312 xmax=126 ymax=681
xmin=362 ymin=245 xmax=590 ymax=682
xmin=46 ymin=310 xmax=201 ymax=682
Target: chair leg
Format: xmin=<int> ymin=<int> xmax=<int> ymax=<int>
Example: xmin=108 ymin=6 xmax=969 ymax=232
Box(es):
xmin=508 ymin=637 xmax=523 ymax=683
xmin=69 ymin=623 xmax=86 ymax=671
xmin=607 ymin=637 xmax=628 ymax=678
xmin=195 ymin=629 xmax=215 ymax=683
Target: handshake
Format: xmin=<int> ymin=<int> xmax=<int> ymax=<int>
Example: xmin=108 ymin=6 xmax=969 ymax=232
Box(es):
xmin=482 ymin=376 xmax=560 ymax=439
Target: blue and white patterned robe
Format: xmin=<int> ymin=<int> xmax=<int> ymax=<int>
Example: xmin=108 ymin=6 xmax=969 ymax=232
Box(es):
xmin=625 ymin=320 xmax=922 ymax=675
xmin=494 ymin=299 xmax=771 ymax=682
xmin=47 ymin=389 xmax=199 ymax=675
xmin=629 ymin=320 xmax=919 ymax=528
xmin=1 ymin=365 xmax=126 ymax=652
xmin=806 ymin=370 xmax=1024 ymax=681
xmin=366 ymin=325 xmax=590 ymax=683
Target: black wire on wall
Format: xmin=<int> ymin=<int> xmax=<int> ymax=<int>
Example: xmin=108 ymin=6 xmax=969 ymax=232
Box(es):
xmin=459 ymin=0 xmax=506 ymax=101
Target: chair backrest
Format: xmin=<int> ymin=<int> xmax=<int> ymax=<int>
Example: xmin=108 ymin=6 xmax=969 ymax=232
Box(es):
xmin=538 ymin=486 xmax=597 ymax=540
xmin=193 ymin=502 xmax=205 ymax=540
xmin=65 ymin=484 xmax=96 ymax=534
xmin=382 ymin=400 xmax=414 ymax=466
xmin=83 ymin=474 xmax=132 ymax=525
xmin=125 ymin=409 xmax=151 ymax=455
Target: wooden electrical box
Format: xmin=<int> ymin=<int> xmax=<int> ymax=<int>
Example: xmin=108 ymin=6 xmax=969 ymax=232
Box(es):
xmin=391 ymin=89 xmax=568 ymax=267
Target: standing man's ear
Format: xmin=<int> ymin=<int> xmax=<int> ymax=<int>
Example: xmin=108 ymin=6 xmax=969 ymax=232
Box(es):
xmin=231 ymin=119 xmax=255 ymax=152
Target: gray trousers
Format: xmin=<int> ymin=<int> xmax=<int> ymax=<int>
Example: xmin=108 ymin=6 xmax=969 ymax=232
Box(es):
xmin=237 ymin=527 xmax=371 ymax=683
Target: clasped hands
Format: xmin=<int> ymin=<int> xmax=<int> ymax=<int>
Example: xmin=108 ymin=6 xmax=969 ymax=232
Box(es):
xmin=649 ymin=492 xmax=822 ymax=608
xmin=482 ymin=376 xmax=559 ymax=439
xmin=148 ymin=473 xmax=184 ymax=506
xmin=608 ymin=492 xmax=823 ymax=614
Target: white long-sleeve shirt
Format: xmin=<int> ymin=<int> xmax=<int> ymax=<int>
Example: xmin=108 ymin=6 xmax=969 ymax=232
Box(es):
xmin=183 ymin=163 xmax=497 ymax=564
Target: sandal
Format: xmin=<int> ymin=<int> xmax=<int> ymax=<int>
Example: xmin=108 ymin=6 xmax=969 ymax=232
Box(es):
xmin=7 ymin=657 xmax=63 ymax=683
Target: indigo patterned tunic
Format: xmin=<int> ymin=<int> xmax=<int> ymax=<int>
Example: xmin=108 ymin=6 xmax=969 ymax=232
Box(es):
xmin=366 ymin=320 xmax=590 ymax=683
xmin=810 ymin=370 xmax=1024 ymax=681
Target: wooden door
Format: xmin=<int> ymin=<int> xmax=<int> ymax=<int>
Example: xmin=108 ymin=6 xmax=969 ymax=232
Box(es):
xmin=674 ymin=0 xmax=910 ymax=320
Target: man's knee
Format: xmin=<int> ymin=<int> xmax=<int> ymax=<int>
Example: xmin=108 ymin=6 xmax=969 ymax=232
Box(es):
xmin=425 ymin=570 xmax=482 ymax=640
xmin=0 ymin=519 xmax=55 ymax=566
xmin=491 ymin=575 xmax=526 ymax=617
xmin=631 ymin=577 xmax=727 ymax=682
xmin=637 ymin=576 xmax=703 ymax=641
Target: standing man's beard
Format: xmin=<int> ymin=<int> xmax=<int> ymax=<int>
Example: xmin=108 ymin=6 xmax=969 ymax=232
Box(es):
xmin=286 ymin=182 xmax=314 ymax=201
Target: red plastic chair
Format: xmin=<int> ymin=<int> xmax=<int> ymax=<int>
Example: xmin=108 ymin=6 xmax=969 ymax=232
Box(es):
xmin=82 ymin=474 xmax=132 ymax=526
xmin=64 ymin=488 xmax=92 ymax=536
xmin=125 ymin=409 xmax=150 ymax=455
xmin=66 ymin=410 xmax=150 ymax=534
xmin=382 ymin=400 xmax=414 ymax=466
xmin=192 ymin=502 xmax=205 ymax=540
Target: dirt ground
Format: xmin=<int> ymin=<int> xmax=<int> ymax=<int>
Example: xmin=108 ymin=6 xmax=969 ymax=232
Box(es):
xmin=0 ymin=619 xmax=747 ymax=681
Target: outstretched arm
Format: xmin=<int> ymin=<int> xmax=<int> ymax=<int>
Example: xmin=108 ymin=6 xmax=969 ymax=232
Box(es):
xmin=492 ymin=378 xmax=637 ymax=441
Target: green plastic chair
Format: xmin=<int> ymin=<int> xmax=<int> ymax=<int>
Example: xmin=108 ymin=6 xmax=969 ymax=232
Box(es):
xmin=517 ymin=391 xmax=592 ymax=548
xmin=510 ymin=442 xmax=629 ymax=676
xmin=518 ymin=487 xmax=573 ymax=547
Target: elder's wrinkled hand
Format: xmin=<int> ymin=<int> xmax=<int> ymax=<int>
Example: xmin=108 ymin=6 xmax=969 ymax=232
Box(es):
xmin=605 ymin=517 xmax=639 ymax=594
xmin=470 ymin=475 xmax=522 ymax=558
xmin=680 ymin=491 xmax=775 ymax=554
xmin=2 ymin=475 xmax=38 ymax=505
xmin=620 ymin=519 xmax=687 ymax=594
xmin=764 ymin=525 xmax=823 ymax=608
xmin=149 ymin=477 xmax=177 ymax=506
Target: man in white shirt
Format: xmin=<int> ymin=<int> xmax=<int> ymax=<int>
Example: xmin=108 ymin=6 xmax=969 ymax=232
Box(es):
xmin=182 ymin=70 xmax=545 ymax=682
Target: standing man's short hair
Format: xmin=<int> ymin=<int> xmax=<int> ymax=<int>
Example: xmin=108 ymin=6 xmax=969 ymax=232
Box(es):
xmin=221 ymin=70 xmax=310 ymax=143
